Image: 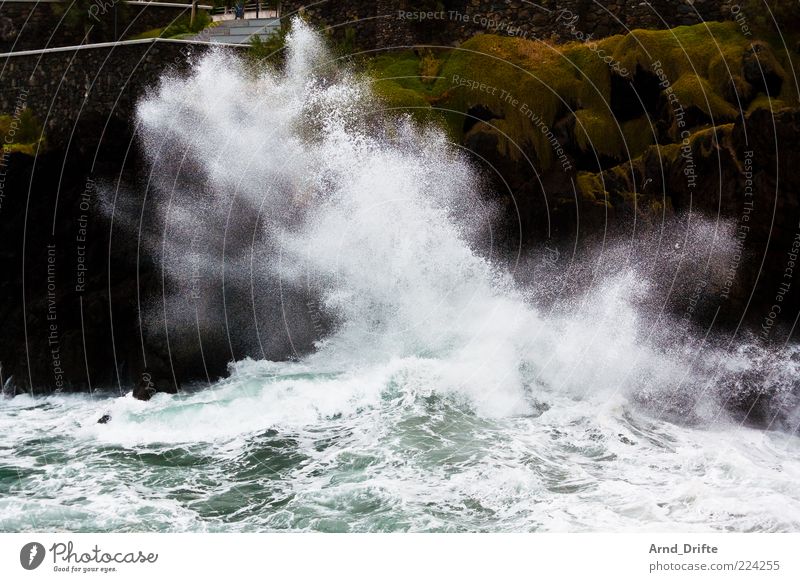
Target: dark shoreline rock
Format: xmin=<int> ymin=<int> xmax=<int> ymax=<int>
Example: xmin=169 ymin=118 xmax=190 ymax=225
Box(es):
xmin=0 ymin=138 xmax=234 ymax=399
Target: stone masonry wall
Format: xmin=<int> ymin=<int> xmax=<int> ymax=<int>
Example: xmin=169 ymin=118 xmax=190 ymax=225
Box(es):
xmin=0 ymin=39 xmax=240 ymax=143
xmin=0 ymin=0 xmax=207 ymax=52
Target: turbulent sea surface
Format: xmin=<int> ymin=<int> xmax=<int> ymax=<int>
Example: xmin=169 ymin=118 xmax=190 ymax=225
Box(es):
xmin=3 ymin=20 xmax=800 ymax=532
xmin=2 ymin=376 xmax=800 ymax=532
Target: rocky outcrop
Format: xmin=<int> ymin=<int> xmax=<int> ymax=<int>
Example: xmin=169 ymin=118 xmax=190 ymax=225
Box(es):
xmin=565 ymin=108 xmax=800 ymax=334
xmin=0 ymin=132 xmax=261 ymax=398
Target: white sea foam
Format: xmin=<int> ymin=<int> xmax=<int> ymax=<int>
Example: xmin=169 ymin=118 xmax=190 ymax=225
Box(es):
xmin=134 ymin=20 xmax=762 ymax=423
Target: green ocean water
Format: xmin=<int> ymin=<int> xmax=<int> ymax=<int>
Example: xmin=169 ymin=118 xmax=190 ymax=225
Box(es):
xmin=2 ymin=360 xmax=800 ymax=532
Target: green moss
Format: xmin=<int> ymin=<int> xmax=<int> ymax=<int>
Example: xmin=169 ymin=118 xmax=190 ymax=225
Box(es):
xmin=575 ymin=109 xmax=618 ymax=156
xmin=419 ymin=50 xmax=443 ymax=85
xmin=369 ymin=51 xmax=431 ymax=96
xmin=436 ymin=35 xmax=586 ymax=139
xmin=621 ymin=116 xmax=655 ymax=158
xmin=745 ymin=44 xmax=797 ymax=113
xmin=672 ymin=73 xmax=738 ymax=118
xmin=689 ymin=123 xmax=733 ymax=143
xmin=367 ymin=52 xmax=438 ymax=124
xmin=747 ymin=94 xmax=795 ymax=113
xmin=576 ymin=121 xmax=736 ymax=214
xmin=638 ymin=123 xmax=723 ymax=168
xmin=374 ymin=84 xmax=432 ymax=111
xmin=366 ymin=21 xmax=796 ymax=171
xmin=0 ymin=109 xmax=45 ymax=156
xmin=573 ymin=104 xmax=653 ymax=160
xmin=612 ymin=22 xmax=798 ymax=120
xmin=130 ymin=28 xmax=165 ymax=40
xmin=615 ymin=22 xmax=748 ymax=94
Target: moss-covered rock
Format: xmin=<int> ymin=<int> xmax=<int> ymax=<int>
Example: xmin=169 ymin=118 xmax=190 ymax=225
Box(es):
xmin=367 ymin=21 xmax=798 ymax=172
xmin=363 ymin=22 xmax=800 ymax=330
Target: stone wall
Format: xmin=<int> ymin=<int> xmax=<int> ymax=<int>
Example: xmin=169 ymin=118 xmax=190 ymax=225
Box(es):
xmin=280 ymin=0 xmax=740 ymax=49
xmin=0 ymin=38 xmax=238 ymax=143
xmin=0 ymin=0 xmax=208 ymax=52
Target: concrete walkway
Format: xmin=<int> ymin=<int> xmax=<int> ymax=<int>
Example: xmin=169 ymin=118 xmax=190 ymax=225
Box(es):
xmin=203 ymin=10 xmax=280 ymax=44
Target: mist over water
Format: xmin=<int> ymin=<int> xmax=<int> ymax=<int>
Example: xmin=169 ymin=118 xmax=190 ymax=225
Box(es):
xmin=3 ymin=21 xmax=800 ymax=532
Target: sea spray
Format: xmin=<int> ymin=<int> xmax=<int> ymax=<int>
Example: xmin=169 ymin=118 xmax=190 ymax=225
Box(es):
xmin=2 ymin=20 xmax=800 ymax=533
xmin=129 ymin=19 xmax=800 ymax=426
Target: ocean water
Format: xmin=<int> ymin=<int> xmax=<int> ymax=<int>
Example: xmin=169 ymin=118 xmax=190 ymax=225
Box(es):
xmin=2 ymin=369 xmax=800 ymax=532
xmin=2 ymin=20 xmax=800 ymax=533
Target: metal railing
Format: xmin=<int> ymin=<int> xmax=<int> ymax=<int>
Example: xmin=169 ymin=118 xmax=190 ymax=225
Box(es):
xmin=210 ymin=2 xmax=281 ymax=19
xmin=0 ymin=36 xmax=247 ymax=59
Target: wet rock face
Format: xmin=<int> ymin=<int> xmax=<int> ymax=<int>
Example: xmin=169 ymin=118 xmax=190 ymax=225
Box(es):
xmin=0 ymin=17 xmax=16 ymax=43
xmin=609 ymin=68 xmax=662 ymax=123
xmin=743 ymin=41 xmax=785 ymax=98
xmin=569 ymin=107 xmax=800 ymax=329
xmin=0 ymin=137 xmax=322 ymax=399
xmin=0 ymin=42 xmax=254 ymax=399
xmin=0 ymin=150 xmax=121 ymax=396
xmin=0 ymin=133 xmax=167 ymax=396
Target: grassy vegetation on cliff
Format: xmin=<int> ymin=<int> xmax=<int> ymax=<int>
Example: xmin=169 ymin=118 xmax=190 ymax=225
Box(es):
xmin=366 ymin=21 xmax=798 ymax=174
xmin=128 ymin=12 xmax=216 ymax=41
